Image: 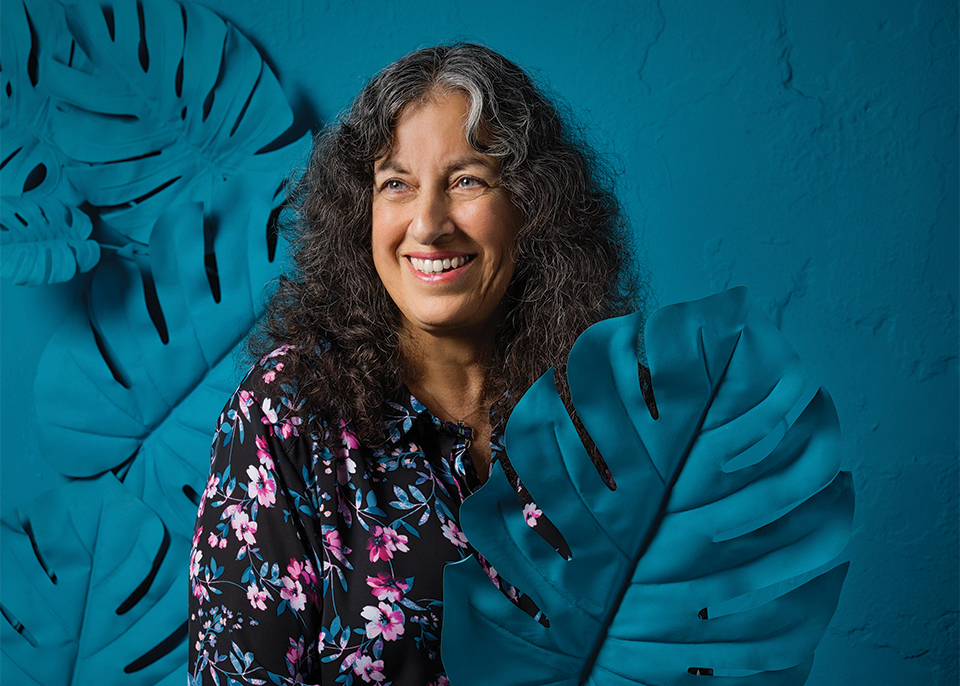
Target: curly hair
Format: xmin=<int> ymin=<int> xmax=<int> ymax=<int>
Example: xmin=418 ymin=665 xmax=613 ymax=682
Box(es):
xmin=250 ymin=42 xmax=646 ymax=446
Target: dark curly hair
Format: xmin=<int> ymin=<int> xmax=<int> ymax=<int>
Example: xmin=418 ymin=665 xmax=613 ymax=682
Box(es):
xmin=250 ymin=42 xmax=647 ymax=446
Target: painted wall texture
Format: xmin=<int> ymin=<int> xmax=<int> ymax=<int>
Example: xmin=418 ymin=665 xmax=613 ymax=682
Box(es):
xmin=1 ymin=0 xmax=956 ymax=684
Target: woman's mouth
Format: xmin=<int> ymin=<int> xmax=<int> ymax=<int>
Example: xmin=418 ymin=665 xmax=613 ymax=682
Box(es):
xmin=409 ymin=255 xmax=475 ymax=275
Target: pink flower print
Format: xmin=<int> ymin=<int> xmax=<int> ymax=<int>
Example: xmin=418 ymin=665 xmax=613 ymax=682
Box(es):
xmin=261 ymin=398 xmax=278 ymax=424
xmin=480 ymin=557 xmax=501 ymax=589
xmin=246 ymin=583 xmax=268 ymax=611
xmin=203 ymin=474 xmax=220 ymax=501
xmin=287 ymin=558 xmax=303 ymax=579
xmin=246 ymin=465 xmax=277 ymax=507
xmin=238 ymin=390 xmax=255 ymax=420
xmin=366 ymin=573 xmax=410 ymax=603
xmin=366 ymin=525 xmax=409 ymax=563
xmin=286 ymin=636 xmax=305 ymax=667
xmin=441 ymin=520 xmax=469 ymax=548
xmin=303 ymin=558 xmax=318 ymax=584
xmin=262 ymin=369 xmax=277 ymax=384
xmin=279 ymin=415 xmax=302 ymax=439
xmin=231 ymin=511 xmax=257 ymax=545
xmin=352 ymin=654 xmax=386 ymax=683
xmin=336 ymin=455 xmax=357 ymax=486
xmin=207 ymin=532 xmax=219 ymax=548
xmin=261 ymin=345 xmax=289 ymax=362
xmin=192 ymin=579 xmax=209 ymax=603
xmin=324 ymin=528 xmax=352 ymax=564
xmin=523 ymin=502 xmax=542 ymax=527
xmin=255 ymin=435 xmax=275 ymax=469
xmin=361 ymin=602 xmax=405 ymax=641
xmin=280 ymin=576 xmax=307 ymax=612
xmin=189 ymin=548 xmax=202 ymax=579
xmin=340 ymin=419 xmax=360 ymax=450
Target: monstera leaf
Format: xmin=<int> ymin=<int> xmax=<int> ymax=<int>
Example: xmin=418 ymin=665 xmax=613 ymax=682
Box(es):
xmin=38 ymin=0 xmax=299 ymax=239
xmin=1 ymin=195 xmax=100 ymax=284
xmin=1 ymin=474 xmax=185 ymax=685
xmin=0 ymin=0 xmax=75 ymax=200
xmin=443 ymin=287 xmax=854 ymax=685
xmin=33 ymin=169 xmax=291 ymax=527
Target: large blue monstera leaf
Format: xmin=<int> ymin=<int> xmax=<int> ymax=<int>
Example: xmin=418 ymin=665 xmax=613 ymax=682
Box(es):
xmin=16 ymin=0 xmax=300 ymax=241
xmin=1 ymin=475 xmax=185 ymax=685
xmin=443 ymin=287 xmax=854 ymax=685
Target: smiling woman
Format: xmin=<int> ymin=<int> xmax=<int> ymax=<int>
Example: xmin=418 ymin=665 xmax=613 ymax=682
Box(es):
xmin=371 ymin=91 xmax=524 ymax=346
xmin=187 ymin=43 xmax=644 ymax=685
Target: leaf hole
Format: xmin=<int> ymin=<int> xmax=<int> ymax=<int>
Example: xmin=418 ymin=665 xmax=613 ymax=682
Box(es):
xmin=103 ymin=150 xmax=162 ymax=165
xmin=230 ymin=70 xmax=260 ymax=137
xmin=136 ymin=1 xmax=148 ymax=72
xmin=68 ymin=39 xmax=76 ymax=66
xmin=117 ymin=524 xmax=170 ymax=615
xmin=267 ymin=204 xmax=282 ymax=262
xmin=5 ymin=82 xmax=11 ymax=97
xmin=111 ymin=450 xmax=139 ymax=481
xmin=255 ymin=122 xmax=307 ymax=155
xmin=1 ymin=146 xmax=23 ymax=170
xmin=203 ymin=215 xmax=221 ymax=303
xmin=18 ymin=513 xmax=57 ymax=584
xmin=13 ymin=212 xmax=28 ymax=227
xmin=124 ymin=620 xmax=187 ymax=673
xmin=22 ymin=163 xmax=47 ymax=193
xmin=688 ymin=667 xmax=714 ymax=676
xmin=139 ymin=263 xmax=169 ymax=344
xmin=92 ymin=176 xmax=181 ymax=213
xmin=202 ymin=88 xmax=215 ymax=122
xmin=204 ymin=251 xmax=221 ymax=303
xmin=639 ymin=363 xmax=659 ymax=419
xmin=0 ymin=603 xmax=38 ymax=647
xmin=101 ymin=5 xmax=116 ymax=41
xmin=175 ymin=58 xmax=184 ymax=97
xmin=698 ymin=607 xmax=708 ymax=619
xmin=181 ymin=106 xmax=187 ymax=120
xmin=557 ymin=367 xmax=617 ymax=491
xmin=24 ymin=5 xmax=39 ymax=86
xmin=88 ymin=300 xmax=132 ymax=389
xmin=183 ymin=484 xmax=201 ymax=507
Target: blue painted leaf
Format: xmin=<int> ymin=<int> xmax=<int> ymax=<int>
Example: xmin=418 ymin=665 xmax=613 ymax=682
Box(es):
xmin=1 ymin=196 xmax=100 ymax=284
xmin=33 ymin=190 xmax=288 ymax=533
xmin=0 ymin=0 xmax=74 ymax=200
xmin=40 ymin=0 xmax=302 ymax=240
xmin=0 ymin=474 xmax=184 ymax=685
xmin=443 ymin=287 xmax=854 ymax=685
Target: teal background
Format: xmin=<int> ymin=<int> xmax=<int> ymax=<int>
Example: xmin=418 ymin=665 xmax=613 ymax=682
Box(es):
xmin=2 ymin=0 xmax=957 ymax=683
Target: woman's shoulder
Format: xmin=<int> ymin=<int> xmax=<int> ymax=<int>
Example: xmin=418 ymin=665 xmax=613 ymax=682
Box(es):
xmin=221 ymin=343 xmax=331 ymax=446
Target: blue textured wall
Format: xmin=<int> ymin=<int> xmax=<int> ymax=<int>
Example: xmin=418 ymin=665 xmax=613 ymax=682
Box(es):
xmin=2 ymin=0 xmax=956 ymax=683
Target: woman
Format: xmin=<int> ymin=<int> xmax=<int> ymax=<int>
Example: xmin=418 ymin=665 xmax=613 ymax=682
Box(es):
xmin=189 ymin=43 xmax=643 ymax=685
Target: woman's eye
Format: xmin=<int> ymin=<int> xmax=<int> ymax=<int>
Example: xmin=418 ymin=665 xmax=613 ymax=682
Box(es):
xmin=455 ymin=176 xmax=485 ymax=190
xmin=385 ymin=180 xmax=406 ymax=191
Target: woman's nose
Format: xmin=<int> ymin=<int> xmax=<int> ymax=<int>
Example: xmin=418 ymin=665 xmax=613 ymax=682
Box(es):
xmin=409 ymin=189 xmax=454 ymax=244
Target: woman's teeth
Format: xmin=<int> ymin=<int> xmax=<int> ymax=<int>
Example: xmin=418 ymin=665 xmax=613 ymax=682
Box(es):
xmin=410 ymin=255 xmax=472 ymax=275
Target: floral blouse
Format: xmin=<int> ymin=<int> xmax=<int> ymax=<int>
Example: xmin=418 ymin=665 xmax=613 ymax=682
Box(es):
xmin=188 ymin=346 xmax=558 ymax=685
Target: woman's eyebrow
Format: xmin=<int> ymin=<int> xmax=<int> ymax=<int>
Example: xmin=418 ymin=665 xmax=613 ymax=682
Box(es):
xmin=374 ymin=154 xmax=498 ymax=177
xmin=374 ymin=158 xmax=407 ymax=175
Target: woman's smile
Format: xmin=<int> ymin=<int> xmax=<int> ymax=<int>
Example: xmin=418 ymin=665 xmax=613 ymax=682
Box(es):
xmin=407 ymin=253 xmax=475 ymax=277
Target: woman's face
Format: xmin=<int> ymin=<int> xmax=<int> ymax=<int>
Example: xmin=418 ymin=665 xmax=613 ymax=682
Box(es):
xmin=372 ymin=91 xmax=524 ymax=343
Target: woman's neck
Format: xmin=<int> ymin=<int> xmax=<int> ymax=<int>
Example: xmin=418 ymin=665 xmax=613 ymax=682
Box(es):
xmin=403 ymin=332 xmax=488 ymax=420
xmin=401 ymin=330 xmax=495 ymax=479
